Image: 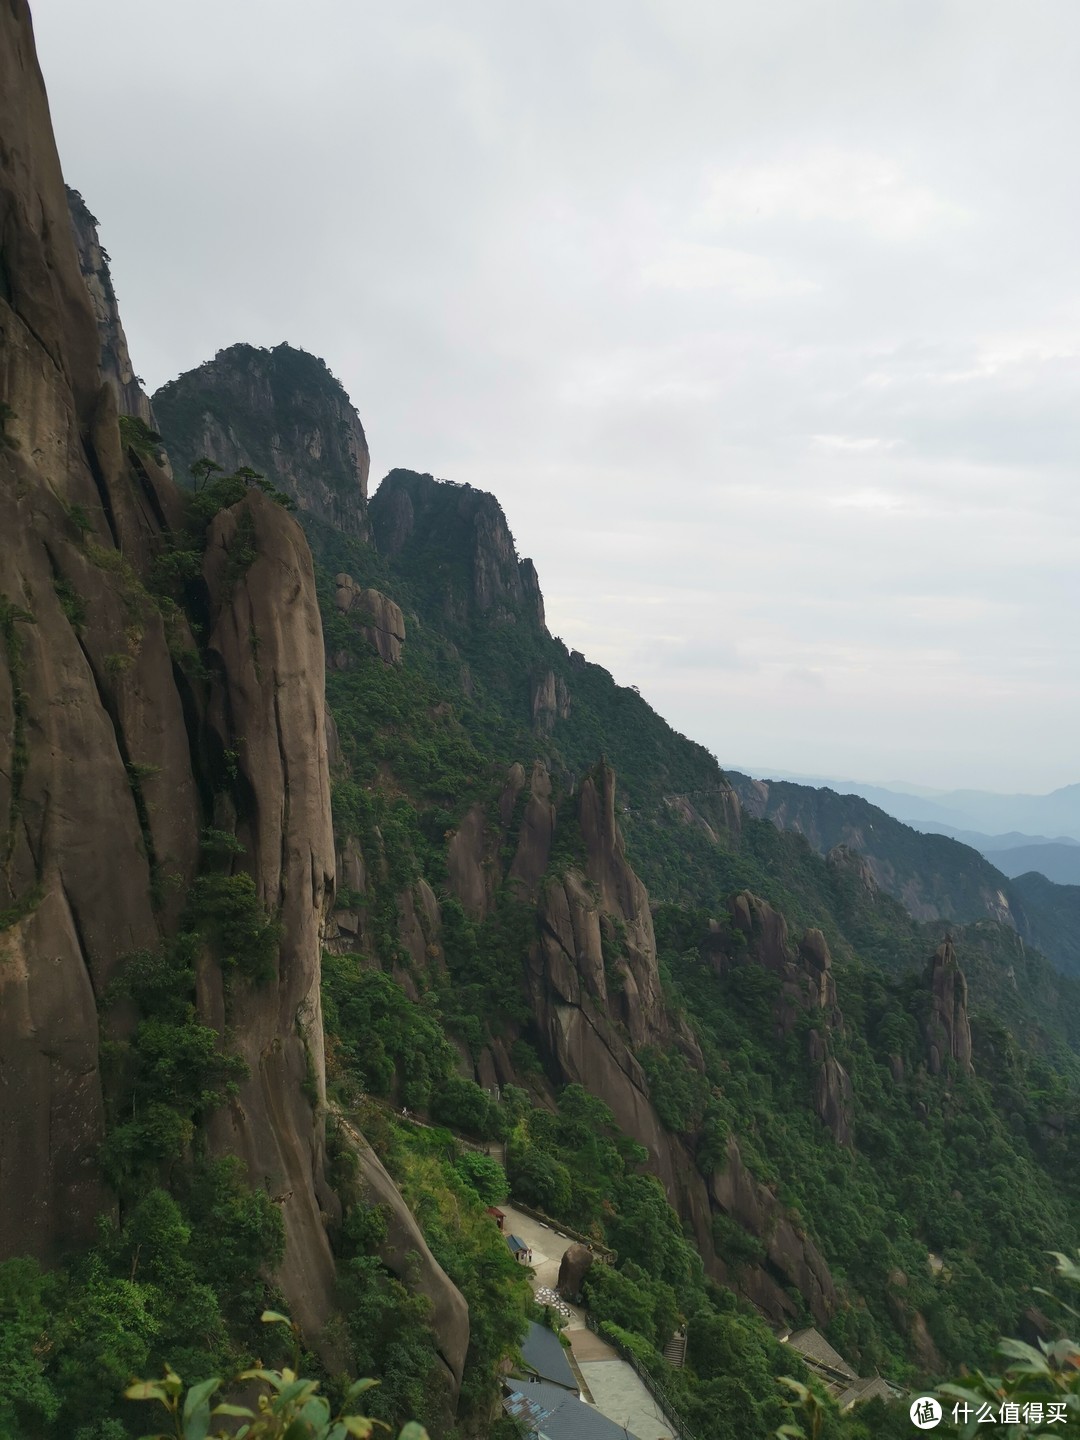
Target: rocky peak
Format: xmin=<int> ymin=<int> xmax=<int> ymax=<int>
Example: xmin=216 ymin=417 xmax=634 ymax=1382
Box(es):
xmin=153 ymin=342 xmax=372 ymax=540
xmin=531 ymin=668 xmax=571 ymax=733
xmin=924 ymin=938 xmax=974 ymax=1076
xmin=65 ymin=187 xmax=155 ymax=425
xmin=0 ymin=2 xmax=441 ymax=1361
xmin=369 ymin=470 xmax=547 ymax=629
xmin=727 ymin=893 xmax=843 ymax=1033
xmin=331 ymin=573 xmax=405 ymax=666
xmin=727 ymin=894 xmax=851 ymax=1142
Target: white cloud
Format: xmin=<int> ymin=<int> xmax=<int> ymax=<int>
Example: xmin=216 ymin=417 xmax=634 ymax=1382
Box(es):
xmin=701 ymin=148 xmax=970 ymax=241
xmin=29 ymin=0 xmax=1080 ymax=790
xmin=811 ymin=434 xmax=897 ymax=453
xmin=640 ymin=242 xmax=819 ymax=299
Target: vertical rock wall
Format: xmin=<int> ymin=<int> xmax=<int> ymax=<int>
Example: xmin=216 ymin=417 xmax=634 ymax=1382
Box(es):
xmin=197 ymin=490 xmax=341 ymax=1339
xmin=65 ymin=186 xmax=156 ymax=425
xmin=0 ymin=0 xmax=178 ymax=1261
xmin=0 ymin=0 xmax=343 ymax=1350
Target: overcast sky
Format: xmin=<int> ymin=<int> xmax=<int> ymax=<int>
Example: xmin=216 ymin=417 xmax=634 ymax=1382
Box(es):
xmin=31 ymin=0 xmax=1080 ymax=791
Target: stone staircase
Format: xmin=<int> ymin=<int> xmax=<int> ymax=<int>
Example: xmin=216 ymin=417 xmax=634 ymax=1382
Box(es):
xmin=662 ymin=1330 xmax=687 ymax=1368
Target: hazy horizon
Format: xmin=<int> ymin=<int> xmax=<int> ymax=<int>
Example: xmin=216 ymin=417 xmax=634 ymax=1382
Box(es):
xmin=31 ymin=0 xmax=1080 ymax=792
xmin=723 ymin=766 xmax=1079 ymax=800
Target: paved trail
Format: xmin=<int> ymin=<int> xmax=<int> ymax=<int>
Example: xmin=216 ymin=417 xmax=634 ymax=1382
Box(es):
xmin=501 ymin=1204 xmax=678 ymax=1440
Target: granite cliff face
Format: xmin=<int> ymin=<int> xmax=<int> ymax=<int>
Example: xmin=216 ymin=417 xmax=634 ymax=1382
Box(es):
xmin=924 ymin=939 xmax=974 ymax=1076
xmin=196 ymin=490 xmax=341 ymax=1337
xmin=425 ymin=759 xmax=841 ymax=1327
xmin=154 ymin=342 xmax=372 ymax=540
xmin=724 ymin=894 xmax=853 ymax=1147
xmin=1 ymin=0 xmax=180 ymax=1261
xmin=65 ymin=187 xmax=155 ymax=426
xmin=0 ymin=0 xmax=467 ymax=1375
xmin=332 ymin=573 xmax=405 ymax=666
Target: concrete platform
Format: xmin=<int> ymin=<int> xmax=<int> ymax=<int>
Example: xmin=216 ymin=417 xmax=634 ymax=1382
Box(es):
xmin=578 ymin=1360 xmax=677 ymax=1440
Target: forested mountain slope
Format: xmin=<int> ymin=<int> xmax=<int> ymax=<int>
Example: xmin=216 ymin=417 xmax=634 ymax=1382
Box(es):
xmin=730 ymin=771 xmax=1080 ymax=979
xmin=154 ymin=341 xmax=1080 ymax=1434
xmin=1 ymin=3 xmax=1077 ymax=1434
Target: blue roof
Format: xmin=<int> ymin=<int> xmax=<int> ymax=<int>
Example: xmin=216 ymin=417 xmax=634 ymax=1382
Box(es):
xmin=519 ymin=1321 xmax=578 ymax=1393
xmin=503 ymin=1378 xmax=570 ymax=1429
xmin=507 ymin=1234 xmax=529 ymax=1253
xmin=502 ymin=1380 xmax=641 ymax=1440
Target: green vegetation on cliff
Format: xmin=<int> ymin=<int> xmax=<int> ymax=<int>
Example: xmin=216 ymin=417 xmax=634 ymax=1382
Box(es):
xmin=149 ymin=377 xmax=1080 ymax=1438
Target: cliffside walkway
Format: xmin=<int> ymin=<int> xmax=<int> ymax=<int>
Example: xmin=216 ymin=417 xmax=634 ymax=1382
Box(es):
xmin=334 ymin=1104 xmax=687 ymax=1437
xmin=501 ymin=1203 xmax=683 ymax=1440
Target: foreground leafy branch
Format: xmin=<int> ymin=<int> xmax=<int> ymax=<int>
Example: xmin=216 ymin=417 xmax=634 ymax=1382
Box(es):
xmin=773 ymin=1249 xmax=1080 ymax=1439
xmin=937 ymin=1249 xmax=1080 ymax=1437
xmin=125 ymin=1312 xmax=430 ymax=1440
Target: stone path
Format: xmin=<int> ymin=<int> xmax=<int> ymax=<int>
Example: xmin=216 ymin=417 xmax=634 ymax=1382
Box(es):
xmin=576 ymin=1359 xmax=676 ymax=1440
xmin=500 ymin=1204 xmax=679 ymax=1440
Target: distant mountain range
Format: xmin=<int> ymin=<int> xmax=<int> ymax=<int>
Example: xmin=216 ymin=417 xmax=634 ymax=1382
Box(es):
xmin=981 ymin=843 xmax=1080 ymax=886
xmin=727 ymin=770 xmax=1080 ymax=977
xmin=737 ymin=773 xmax=1080 ymax=838
xmin=733 ymin=771 xmax=1080 ymax=885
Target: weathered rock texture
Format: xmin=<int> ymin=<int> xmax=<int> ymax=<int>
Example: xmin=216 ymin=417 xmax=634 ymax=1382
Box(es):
xmin=711 ymin=1134 xmax=837 ymax=1325
xmin=153 ymin=343 xmax=372 ymax=540
xmin=924 ymin=938 xmax=974 ymax=1076
xmin=197 ymin=490 xmax=341 ymax=1337
xmin=332 ymin=573 xmax=405 ymax=665
xmin=725 ymin=894 xmax=853 ymax=1146
xmin=0 ymin=4 xmax=466 ymax=1380
xmin=0 ymin=0 xmax=182 ymax=1260
xmin=65 ymin=186 xmax=155 ymax=425
xmin=557 ymin=1242 xmax=594 ymax=1299
xmin=433 ymin=760 xmax=840 ymax=1328
xmin=531 ymin=669 xmax=571 ymax=733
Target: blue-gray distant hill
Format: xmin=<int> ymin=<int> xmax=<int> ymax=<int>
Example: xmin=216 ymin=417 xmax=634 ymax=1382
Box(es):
xmin=922 ymin=826 xmax=1080 ymax=852
xmin=751 ymin=773 xmax=1080 ymax=841
xmin=728 ymin=772 xmax=1080 ymax=977
xmin=983 ymin=843 xmax=1080 ymax=887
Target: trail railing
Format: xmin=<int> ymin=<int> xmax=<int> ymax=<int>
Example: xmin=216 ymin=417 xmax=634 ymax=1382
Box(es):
xmin=585 ymin=1317 xmax=700 ymax=1440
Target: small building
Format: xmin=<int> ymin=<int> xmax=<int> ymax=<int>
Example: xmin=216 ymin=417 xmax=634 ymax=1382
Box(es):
xmin=517 ymin=1321 xmax=578 ymax=1395
xmin=486 ymin=1206 xmax=506 ymax=1230
xmin=783 ymin=1328 xmax=897 ymax=1409
xmin=837 ymin=1376 xmax=898 ymax=1410
xmin=783 ymin=1328 xmax=857 ymax=1396
xmin=507 ymin=1233 xmax=533 ymax=1264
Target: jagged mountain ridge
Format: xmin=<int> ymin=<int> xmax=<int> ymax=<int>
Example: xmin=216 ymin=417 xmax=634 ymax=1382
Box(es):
xmin=152 ymin=345 xmax=1079 ymax=996
xmin=154 ymin=355 xmax=877 ymax=1322
xmin=730 ymin=770 xmax=1019 ymax=925
xmin=10 ymin=2 xmax=1077 ymax=1431
xmin=155 ymin=338 xmax=1080 ymax=1370
xmin=767 ymin=773 xmax=1080 ymax=839
xmin=152 ymin=344 xmax=1080 ymax=1039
